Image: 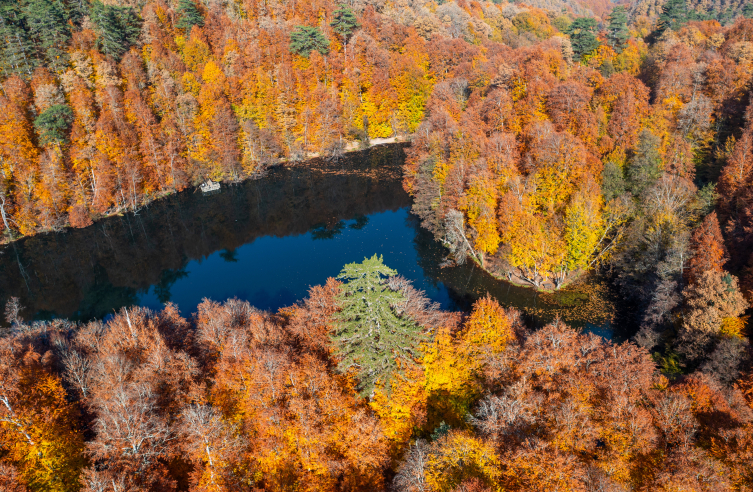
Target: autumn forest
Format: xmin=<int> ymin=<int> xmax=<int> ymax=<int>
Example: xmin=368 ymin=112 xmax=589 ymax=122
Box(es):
xmin=2 ymin=0 xmax=753 ymax=490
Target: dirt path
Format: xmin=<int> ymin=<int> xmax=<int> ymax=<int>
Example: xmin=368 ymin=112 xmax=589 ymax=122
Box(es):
xmin=369 ymin=137 xmax=399 ymax=146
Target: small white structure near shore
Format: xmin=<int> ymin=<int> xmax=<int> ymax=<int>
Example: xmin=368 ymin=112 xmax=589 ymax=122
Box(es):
xmin=200 ymin=180 xmax=220 ymax=193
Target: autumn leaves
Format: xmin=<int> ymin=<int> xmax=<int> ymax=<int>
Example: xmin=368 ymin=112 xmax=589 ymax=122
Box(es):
xmin=0 ymin=0 xmax=435 ymax=241
xmin=1 ymin=250 xmax=752 ymax=490
xmin=404 ymin=51 xmax=631 ymax=289
xmin=0 ymin=253 xmax=517 ymax=491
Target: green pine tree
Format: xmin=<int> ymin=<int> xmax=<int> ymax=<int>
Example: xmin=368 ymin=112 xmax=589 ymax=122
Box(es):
xmin=23 ymin=0 xmax=70 ymax=72
xmin=718 ymin=7 xmax=733 ymax=26
xmin=601 ymin=161 xmax=626 ymax=203
xmin=0 ymin=4 xmax=38 ymax=77
xmin=744 ymin=3 xmax=753 ymax=19
xmin=567 ymin=17 xmax=600 ymax=62
xmin=65 ymin=0 xmax=89 ymax=26
xmin=606 ymin=6 xmax=629 ymax=53
xmin=330 ymin=4 xmax=359 ymax=44
xmin=289 ymin=25 xmax=329 ymax=58
xmin=332 ymin=255 xmax=427 ymax=395
xmin=34 ymin=104 xmax=73 ymax=147
xmin=175 ymin=0 xmax=203 ymax=32
xmin=90 ymin=1 xmax=141 ymax=60
xmin=658 ymin=0 xmax=687 ymax=33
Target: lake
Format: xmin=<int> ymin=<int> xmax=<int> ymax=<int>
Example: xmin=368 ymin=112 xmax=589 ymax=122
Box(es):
xmin=0 ymin=144 xmax=620 ymax=337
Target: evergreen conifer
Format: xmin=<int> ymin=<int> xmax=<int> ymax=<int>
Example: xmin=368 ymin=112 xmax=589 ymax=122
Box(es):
xmin=658 ymin=0 xmax=687 ymax=32
xmin=330 ymin=4 xmax=359 ymax=43
xmin=175 ymin=0 xmax=203 ymax=31
xmin=289 ymin=25 xmax=329 ymax=58
xmin=567 ymin=17 xmax=600 ymax=61
xmin=90 ymin=1 xmax=141 ymax=60
xmin=332 ymin=255 xmax=427 ymax=395
xmin=0 ymin=4 xmax=37 ymax=76
xmin=34 ymin=104 xmax=73 ymax=147
xmin=627 ymin=130 xmax=663 ymax=195
xmin=23 ymin=0 xmax=70 ymax=72
xmin=606 ymin=6 xmax=629 ymax=53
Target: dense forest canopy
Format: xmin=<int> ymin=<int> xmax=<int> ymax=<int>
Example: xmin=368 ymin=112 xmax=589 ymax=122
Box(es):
xmin=0 ymin=0 xmax=751 ymax=244
xmin=0 ymin=257 xmax=752 ymax=491
xmin=629 ymin=0 xmax=752 ymax=26
xmin=2 ymin=0 xmax=753 ymax=490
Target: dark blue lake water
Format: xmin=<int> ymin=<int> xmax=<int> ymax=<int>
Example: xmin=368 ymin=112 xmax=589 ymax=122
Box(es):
xmin=0 ymin=144 xmax=618 ymax=336
xmin=136 ymin=207 xmax=454 ymax=314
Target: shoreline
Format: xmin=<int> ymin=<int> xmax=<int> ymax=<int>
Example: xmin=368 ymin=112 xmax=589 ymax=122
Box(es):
xmin=466 ymin=254 xmax=585 ymax=293
xmin=0 ymin=137 xmax=407 ymax=247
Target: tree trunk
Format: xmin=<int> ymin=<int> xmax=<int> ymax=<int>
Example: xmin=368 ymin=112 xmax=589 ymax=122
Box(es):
xmin=0 ymin=196 xmax=11 ymax=234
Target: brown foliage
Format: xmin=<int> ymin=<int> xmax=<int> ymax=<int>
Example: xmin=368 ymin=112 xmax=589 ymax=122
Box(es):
xmin=686 ymin=211 xmax=728 ymax=285
xmin=68 ymin=204 xmax=93 ymax=228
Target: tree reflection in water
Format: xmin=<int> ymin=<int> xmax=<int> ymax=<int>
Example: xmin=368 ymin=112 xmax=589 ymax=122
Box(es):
xmin=0 ymin=144 xmax=410 ymax=322
xmin=0 ymin=143 xmax=621 ymax=338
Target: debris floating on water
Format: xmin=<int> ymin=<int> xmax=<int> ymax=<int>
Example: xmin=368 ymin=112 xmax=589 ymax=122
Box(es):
xmin=200 ymin=180 xmax=221 ymax=193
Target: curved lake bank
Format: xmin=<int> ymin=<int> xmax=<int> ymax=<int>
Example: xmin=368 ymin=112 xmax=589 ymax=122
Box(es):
xmin=0 ymin=144 xmax=622 ymax=338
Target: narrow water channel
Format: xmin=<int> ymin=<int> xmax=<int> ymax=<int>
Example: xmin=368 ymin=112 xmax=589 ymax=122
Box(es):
xmin=0 ymin=144 xmax=620 ymax=337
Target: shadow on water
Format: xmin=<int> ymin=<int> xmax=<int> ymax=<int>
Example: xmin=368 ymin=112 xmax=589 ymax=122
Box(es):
xmin=0 ymin=145 xmax=409 ymax=322
xmin=0 ymin=143 xmax=623 ymax=338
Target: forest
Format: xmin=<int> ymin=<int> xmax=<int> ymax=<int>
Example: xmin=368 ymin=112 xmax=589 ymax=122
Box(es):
xmin=1 ymin=255 xmax=752 ymax=491
xmin=2 ymin=0 xmax=753 ymax=489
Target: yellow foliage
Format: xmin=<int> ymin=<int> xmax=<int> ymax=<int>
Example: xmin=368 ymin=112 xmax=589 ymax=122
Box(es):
xmin=662 ymin=95 xmax=684 ymax=114
xmin=613 ymin=40 xmax=646 ymax=75
xmin=461 ymin=174 xmax=501 ymax=255
xmin=720 ymin=316 xmax=747 ymax=338
xmin=202 ymin=60 xmax=226 ymax=88
xmin=432 ymin=157 xmax=450 ymax=194
xmin=0 ymin=369 xmax=86 ymax=491
xmin=182 ymin=33 xmax=211 ymax=72
xmin=0 ymin=113 xmax=38 ymax=173
xmin=371 ymin=364 xmax=427 ymax=453
xmin=511 ymin=76 xmax=527 ymax=102
xmin=182 ymin=72 xmax=201 ymax=96
xmin=391 ymin=42 xmax=433 ymax=133
xmin=423 ymin=328 xmax=476 ymax=425
xmin=359 ymin=91 xmax=395 ymax=138
xmin=512 ymin=11 xmax=554 ymax=40
xmin=461 ymin=295 xmax=514 ymax=356
xmin=424 ymin=297 xmax=513 ymax=425
xmin=372 ymin=297 xmax=514 ymax=452
xmin=564 ymin=185 xmax=604 ymax=272
xmin=425 ymin=431 xmax=502 ymax=492
xmin=189 ymin=96 xmax=217 ymax=174
xmin=584 ymin=45 xmax=617 ymax=70
xmin=237 ymin=68 xmax=275 ymax=127
xmin=604 ymin=147 xmax=628 ymax=170
xmin=501 ymin=200 xmax=567 ymax=280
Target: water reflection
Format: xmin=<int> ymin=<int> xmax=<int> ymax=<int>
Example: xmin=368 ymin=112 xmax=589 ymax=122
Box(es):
xmin=0 ymin=145 xmax=410 ymax=321
xmin=0 ymin=144 xmax=619 ymax=337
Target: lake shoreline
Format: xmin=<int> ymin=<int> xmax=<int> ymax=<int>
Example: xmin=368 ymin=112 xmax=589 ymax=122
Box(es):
xmin=464 ymin=253 xmax=585 ymax=293
xmin=0 ymin=138 xmax=408 ymax=248
xmin=1 ymin=141 xmax=616 ymax=336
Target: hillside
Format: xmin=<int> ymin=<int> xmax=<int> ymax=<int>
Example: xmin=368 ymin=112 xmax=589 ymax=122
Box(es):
xmin=629 ymin=0 xmax=751 ymax=23
xmin=3 ymin=0 xmax=753 ymax=489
